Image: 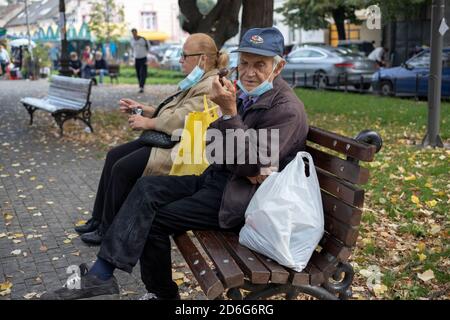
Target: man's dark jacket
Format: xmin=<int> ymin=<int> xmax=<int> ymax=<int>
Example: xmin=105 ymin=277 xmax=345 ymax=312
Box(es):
xmin=208 ymin=75 xmax=309 ymax=229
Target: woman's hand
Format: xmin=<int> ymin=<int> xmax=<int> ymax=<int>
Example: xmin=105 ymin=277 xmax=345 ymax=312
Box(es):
xmin=120 ymin=99 xmax=155 ymax=116
xmin=119 ymin=98 xmax=142 ymax=113
xmin=128 ymin=115 xmax=154 ymax=131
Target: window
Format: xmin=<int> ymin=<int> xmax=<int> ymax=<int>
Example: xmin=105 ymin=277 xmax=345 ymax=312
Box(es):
xmin=141 ymin=12 xmax=157 ymax=30
xmin=290 ymin=50 xmax=311 ymax=59
xmin=409 ymin=52 xmax=431 ymax=68
xmin=308 ymin=50 xmax=325 ymax=58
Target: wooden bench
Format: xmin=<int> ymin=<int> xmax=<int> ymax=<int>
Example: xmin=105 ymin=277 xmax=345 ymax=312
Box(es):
xmin=20 ymin=75 xmax=93 ymax=136
xmin=174 ymin=127 xmax=382 ymax=300
xmin=108 ymin=64 xmax=120 ymax=84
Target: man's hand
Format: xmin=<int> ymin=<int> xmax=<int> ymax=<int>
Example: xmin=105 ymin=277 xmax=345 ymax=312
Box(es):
xmin=128 ymin=115 xmax=154 ymax=130
xmin=246 ymin=175 xmax=268 ymax=185
xmin=246 ymin=167 xmax=278 ymax=185
xmin=210 ymin=75 xmax=237 ymax=116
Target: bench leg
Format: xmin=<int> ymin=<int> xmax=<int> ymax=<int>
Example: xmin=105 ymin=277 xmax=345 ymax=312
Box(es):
xmin=76 ymin=105 xmax=94 ymax=133
xmin=53 ymin=113 xmax=67 ymax=136
xmin=23 ymin=104 xmax=37 ymax=125
xmin=321 ymin=262 xmax=354 ymax=300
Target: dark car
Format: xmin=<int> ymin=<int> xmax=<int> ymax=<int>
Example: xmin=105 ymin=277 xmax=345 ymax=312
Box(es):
xmin=338 ymin=40 xmax=375 ymax=57
xmin=372 ymin=48 xmax=450 ymax=97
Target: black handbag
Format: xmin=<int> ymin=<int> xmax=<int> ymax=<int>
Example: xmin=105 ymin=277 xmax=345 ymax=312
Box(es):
xmin=138 ymin=130 xmax=179 ymax=149
xmin=137 ymin=90 xmax=184 ymax=149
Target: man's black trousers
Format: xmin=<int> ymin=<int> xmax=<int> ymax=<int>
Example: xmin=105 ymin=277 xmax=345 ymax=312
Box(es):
xmin=98 ymin=168 xmax=232 ymax=298
xmin=135 ymin=57 xmax=148 ymax=89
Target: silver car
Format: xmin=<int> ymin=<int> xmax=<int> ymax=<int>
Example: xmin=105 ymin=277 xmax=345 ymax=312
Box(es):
xmin=282 ymin=46 xmax=378 ymax=90
xmin=160 ymin=45 xmax=182 ymax=71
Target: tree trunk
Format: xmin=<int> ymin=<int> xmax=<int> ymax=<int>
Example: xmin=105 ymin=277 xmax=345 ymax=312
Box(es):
xmin=332 ymin=7 xmax=347 ymax=41
xmin=240 ymin=0 xmax=274 ymax=40
xmin=179 ymin=0 xmax=241 ymax=48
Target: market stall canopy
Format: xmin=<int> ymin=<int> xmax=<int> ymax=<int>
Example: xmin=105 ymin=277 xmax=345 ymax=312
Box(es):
xmin=10 ymin=38 xmax=36 ymax=47
xmin=138 ymin=31 xmax=169 ymax=42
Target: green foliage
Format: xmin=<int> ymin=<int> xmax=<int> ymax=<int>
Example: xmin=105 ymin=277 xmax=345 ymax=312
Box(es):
xmin=88 ymin=0 xmax=126 ymax=43
xmin=276 ymin=0 xmax=368 ymax=30
xmin=277 ymin=0 xmax=430 ymax=31
xmin=22 ymin=44 xmax=52 ymax=78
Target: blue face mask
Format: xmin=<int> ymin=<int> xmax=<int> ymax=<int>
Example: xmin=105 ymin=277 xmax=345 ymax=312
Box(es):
xmin=178 ymin=59 xmax=205 ymax=91
xmin=237 ymin=61 xmax=278 ymax=97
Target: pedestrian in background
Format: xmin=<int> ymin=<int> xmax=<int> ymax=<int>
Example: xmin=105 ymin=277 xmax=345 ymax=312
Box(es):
xmin=130 ymin=28 xmax=149 ymax=93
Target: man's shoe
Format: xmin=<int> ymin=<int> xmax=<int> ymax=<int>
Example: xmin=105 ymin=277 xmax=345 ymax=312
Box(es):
xmin=139 ymin=87 xmax=144 ymax=93
xmin=40 ymin=263 xmax=119 ymax=300
xmin=81 ymin=229 xmax=103 ymax=245
xmin=138 ymin=292 xmax=180 ymax=300
xmin=74 ymin=218 xmax=100 ymax=234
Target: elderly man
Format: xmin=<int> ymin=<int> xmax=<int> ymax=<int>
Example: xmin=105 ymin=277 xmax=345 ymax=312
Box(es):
xmin=41 ymin=27 xmax=309 ymax=300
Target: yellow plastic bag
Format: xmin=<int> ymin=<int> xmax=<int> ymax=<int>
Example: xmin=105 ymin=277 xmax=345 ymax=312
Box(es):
xmin=169 ymin=95 xmax=219 ymax=176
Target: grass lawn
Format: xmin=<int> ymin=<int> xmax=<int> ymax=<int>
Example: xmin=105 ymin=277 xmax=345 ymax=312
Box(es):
xmin=61 ymin=88 xmax=449 ymax=300
xmin=296 ymin=88 xmax=449 ymax=300
xmin=115 ymin=66 xmax=184 ymax=85
xmin=52 ymin=66 xmax=184 ymax=85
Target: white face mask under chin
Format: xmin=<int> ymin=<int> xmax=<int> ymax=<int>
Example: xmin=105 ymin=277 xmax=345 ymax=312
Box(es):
xmin=237 ymin=61 xmax=278 ymax=97
xmin=178 ymin=57 xmax=205 ymax=91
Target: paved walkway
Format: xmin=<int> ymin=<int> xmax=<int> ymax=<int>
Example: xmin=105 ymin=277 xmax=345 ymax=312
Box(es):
xmin=0 ymin=79 xmax=205 ymax=300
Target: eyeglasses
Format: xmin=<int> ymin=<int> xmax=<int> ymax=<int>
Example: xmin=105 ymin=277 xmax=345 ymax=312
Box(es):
xmin=181 ymin=52 xmax=203 ymax=60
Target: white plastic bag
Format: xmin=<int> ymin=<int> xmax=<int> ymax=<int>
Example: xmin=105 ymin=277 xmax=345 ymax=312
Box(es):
xmin=239 ymin=151 xmax=324 ymax=272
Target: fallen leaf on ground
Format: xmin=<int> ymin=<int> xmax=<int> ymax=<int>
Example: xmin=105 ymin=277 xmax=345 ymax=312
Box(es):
xmin=173 ymin=272 xmax=184 ymax=280
xmin=418 ymin=269 xmax=435 ymax=282
xmin=75 ymin=220 xmax=87 ymax=227
xmin=11 ymin=249 xmax=21 ymax=255
xmin=23 ymin=292 xmax=37 ymax=299
xmin=411 ymin=195 xmax=420 ymax=204
xmin=0 ymin=281 xmax=12 ymax=291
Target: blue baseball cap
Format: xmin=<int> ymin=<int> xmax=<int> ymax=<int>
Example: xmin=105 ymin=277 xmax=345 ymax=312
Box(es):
xmin=233 ymin=27 xmax=284 ymax=57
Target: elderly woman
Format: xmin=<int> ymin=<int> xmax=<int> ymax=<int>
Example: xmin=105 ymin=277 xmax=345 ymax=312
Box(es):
xmin=75 ymin=33 xmax=229 ymax=245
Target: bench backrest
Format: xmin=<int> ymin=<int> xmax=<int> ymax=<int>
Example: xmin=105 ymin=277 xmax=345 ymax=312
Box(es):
xmin=306 ymin=126 xmax=377 ymax=267
xmin=47 ymin=75 xmax=92 ymax=110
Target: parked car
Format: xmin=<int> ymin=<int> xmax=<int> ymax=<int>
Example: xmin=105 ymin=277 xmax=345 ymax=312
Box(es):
xmin=160 ymin=44 xmax=182 ymax=71
xmin=281 ymin=45 xmax=378 ymax=90
xmin=149 ymin=43 xmax=173 ymax=62
xmin=372 ymin=48 xmax=450 ymax=97
xmin=338 ymin=40 xmax=375 ymax=57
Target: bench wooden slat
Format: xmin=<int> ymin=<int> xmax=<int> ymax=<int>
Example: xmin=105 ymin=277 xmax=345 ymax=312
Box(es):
xmin=322 ymin=192 xmax=362 ymax=226
xmin=307 ymin=126 xmax=376 ymax=162
xmin=252 ymin=253 xmax=290 ymax=284
xmin=316 ymin=167 xmax=365 ymax=207
xmin=217 ymin=232 xmax=271 ymax=284
xmin=309 ymin=251 xmax=338 ymax=278
xmin=324 ymin=215 xmax=359 ymax=247
xmin=194 ymin=231 xmax=245 ymax=288
xmin=289 ymin=270 xmax=310 ymax=286
xmin=173 ymin=233 xmax=224 ymax=299
xmin=306 ymin=146 xmax=370 ymax=185
xmin=299 ymin=264 xmax=324 ymax=286
xmin=49 ymin=88 xmax=89 ymax=102
xmin=319 ymin=233 xmax=352 ymax=262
